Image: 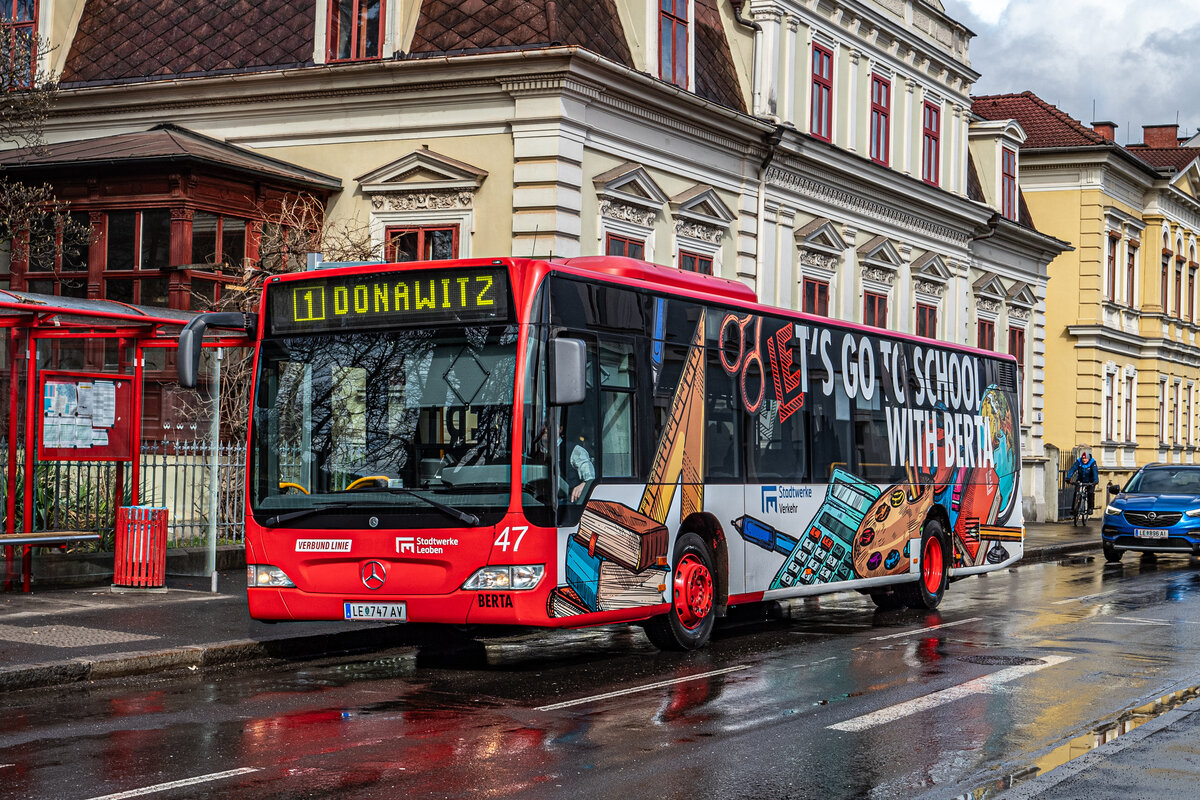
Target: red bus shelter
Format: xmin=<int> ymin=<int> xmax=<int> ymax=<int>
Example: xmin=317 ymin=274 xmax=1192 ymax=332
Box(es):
xmin=0 ymin=290 xmax=240 ymax=590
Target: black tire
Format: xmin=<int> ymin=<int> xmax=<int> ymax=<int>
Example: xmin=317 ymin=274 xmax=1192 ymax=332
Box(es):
xmin=896 ymin=518 xmax=948 ymax=610
xmin=643 ymin=533 xmax=717 ymax=651
xmin=1103 ymin=542 xmax=1123 ymax=563
xmin=869 ymin=590 xmax=905 ymax=610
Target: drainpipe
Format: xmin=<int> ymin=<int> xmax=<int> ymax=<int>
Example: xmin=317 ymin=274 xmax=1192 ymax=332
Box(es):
xmin=731 ymin=1 xmax=763 ymax=116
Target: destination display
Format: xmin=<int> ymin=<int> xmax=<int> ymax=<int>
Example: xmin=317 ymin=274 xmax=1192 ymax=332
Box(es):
xmin=269 ymin=267 xmax=509 ymax=335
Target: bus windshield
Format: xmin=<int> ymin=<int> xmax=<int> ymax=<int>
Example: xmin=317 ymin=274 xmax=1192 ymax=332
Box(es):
xmin=251 ymin=324 xmax=519 ymax=527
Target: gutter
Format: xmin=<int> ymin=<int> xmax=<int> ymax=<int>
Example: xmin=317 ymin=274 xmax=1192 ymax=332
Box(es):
xmin=755 ymin=126 xmax=785 ymax=297
xmin=731 ymin=1 xmax=763 ymax=116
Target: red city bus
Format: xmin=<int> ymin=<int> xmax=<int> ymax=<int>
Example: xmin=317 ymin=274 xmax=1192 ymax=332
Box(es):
xmin=178 ymin=256 xmax=1024 ymax=650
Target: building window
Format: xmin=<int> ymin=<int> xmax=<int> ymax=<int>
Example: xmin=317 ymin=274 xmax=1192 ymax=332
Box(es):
xmin=921 ymin=102 xmax=940 ymax=186
xmin=810 ymin=43 xmax=833 ymax=142
xmin=1008 ymin=326 xmax=1025 ymax=370
xmin=679 ymin=250 xmax=712 ymax=275
xmin=869 ymin=75 xmax=890 ymax=166
xmin=1001 ymin=147 xmax=1017 ymax=221
xmin=977 ymin=318 xmax=994 ymax=350
xmin=659 ymin=0 xmax=688 ymax=88
xmin=103 ymin=209 xmax=172 ymax=307
xmin=863 ymin=291 xmax=887 ymax=328
xmin=1187 ymin=386 xmax=1194 ymax=446
xmin=21 ymin=210 xmax=91 ymax=299
xmin=385 ymin=225 xmax=458 ymax=261
xmin=1175 ymin=258 xmax=1184 ymax=317
xmin=327 ymin=0 xmax=384 ymax=62
xmin=1106 ymin=235 xmax=1119 ymax=302
xmin=1126 ymin=245 xmax=1137 ymax=307
xmin=1176 ymin=382 xmax=1184 ymax=444
xmin=606 ymin=233 xmax=645 ymax=259
xmin=1 ymin=0 xmax=37 ymax=87
xmin=1124 ymin=374 xmax=1135 ymax=441
xmin=916 ymin=302 xmax=938 ymax=338
xmin=803 ymin=278 xmax=829 ymax=316
xmin=1161 ymin=379 xmax=1169 ymax=443
xmin=1103 ymin=374 xmax=1115 ymax=442
xmin=1162 ymin=242 xmax=1170 ymax=311
xmin=1190 ymin=266 xmax=1197 ymax=322
xmin=191 ymin=213 xmax=247 ymax=271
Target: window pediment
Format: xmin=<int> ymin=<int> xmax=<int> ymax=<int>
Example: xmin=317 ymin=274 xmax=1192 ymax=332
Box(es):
xmin=594 ymin=162 xmax=667 ymax=228
xmin=671 ymin=185 xmax=733 ymax=245
xmin=858 ymin=235 xmax=902 ymax=286
xmin=973 ymin=272 xmax=1007 ymax=316
xmin=357 ymin=149 xmax=488 ymax=193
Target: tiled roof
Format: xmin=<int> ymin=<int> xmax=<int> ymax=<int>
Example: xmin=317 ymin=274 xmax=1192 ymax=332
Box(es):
xmin=972 ymin=91 xmax=1108 ymax=149
xmin=0 ymin=124 xmax=341 ymax=190
xmin=694 ymin=0 xmax=745 ymax=112
xmin=409 ymin=0 xmax=634 ymax=67
xmin=61 ymin=0 xmax=313 ymax=86
xmin=1126 ymin=145 xmax=1200 ymax=172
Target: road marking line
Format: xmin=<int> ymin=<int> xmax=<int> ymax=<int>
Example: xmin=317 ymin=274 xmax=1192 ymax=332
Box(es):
xmin=83 ymin=768 xmax=260 ymax=800
xmin=827 ymin=655 xmax=1071 ymax=732
xmin=536 ymin=665 xmax=751 ymax=711
xmin=1097 ymin=616 xmax=1180 ymax=625
xmin=869 ymin=617 xmax=980 ymax=641
xmin=1052 ymin=590 xmax=1118 ymax=605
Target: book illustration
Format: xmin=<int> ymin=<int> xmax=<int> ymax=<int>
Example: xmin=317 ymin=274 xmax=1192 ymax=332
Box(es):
xmin=597 ymin=562 xmax=668 ymax=611
xmin=574 ymin=500 xmax=668 ymax=572
xmin=547 ymin=585 xmax=590 ymax=618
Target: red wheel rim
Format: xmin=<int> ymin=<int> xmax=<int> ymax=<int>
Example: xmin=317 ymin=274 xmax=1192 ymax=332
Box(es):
xmin=672 ymin=554 xmax=713 ymax=630
xmin=922 ymin=536 xmax=944 ymax=595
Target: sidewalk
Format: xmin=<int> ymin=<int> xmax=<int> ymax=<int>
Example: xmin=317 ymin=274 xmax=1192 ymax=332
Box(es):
xmin=0 ymin=521 xmax=1100 ymax=693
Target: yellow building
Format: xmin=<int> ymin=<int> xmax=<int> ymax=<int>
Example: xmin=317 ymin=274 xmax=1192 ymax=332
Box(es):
xmin=975 ymin=93 xmax=1200 ymax=513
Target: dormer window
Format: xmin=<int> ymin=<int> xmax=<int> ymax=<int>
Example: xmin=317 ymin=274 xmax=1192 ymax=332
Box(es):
xmin=2 ymin=0 xmax=37 ymax=86
xmin=659 ymin=0 xmax=689 ymax=88
xmin=328 ymin=0 xmax=384 ymax=62
xmin=1001 ymin=147 xmax=1017 ymax=220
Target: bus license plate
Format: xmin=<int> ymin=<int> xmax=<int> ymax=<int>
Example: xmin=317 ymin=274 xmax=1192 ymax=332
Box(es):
xmin=1135 ymin=529 xmax=1169 ymax=539
xmin=344 ymin=602 xmax=407 ymax=621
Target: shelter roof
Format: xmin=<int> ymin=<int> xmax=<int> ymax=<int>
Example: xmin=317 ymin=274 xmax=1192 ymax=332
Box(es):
xmin=0 ymin=290 xmax=196 ymax=330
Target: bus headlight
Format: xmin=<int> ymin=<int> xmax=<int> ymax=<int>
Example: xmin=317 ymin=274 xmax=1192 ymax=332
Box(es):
xmin=462 ymin=565 xmax=545 ymax=591
xmin=248 ymin=565 xmax=296 ymax=588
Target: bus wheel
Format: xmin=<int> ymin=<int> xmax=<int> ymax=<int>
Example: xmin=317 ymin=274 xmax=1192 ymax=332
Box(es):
xmin=644 ymin=533 xmax=716 ymax=651
xmin=897 ymin=519 xmax=948 ymax=610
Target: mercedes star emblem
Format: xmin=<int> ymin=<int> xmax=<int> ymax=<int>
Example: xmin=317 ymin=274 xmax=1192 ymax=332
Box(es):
xmin=361 ymin=560 xmax=387 ymax=590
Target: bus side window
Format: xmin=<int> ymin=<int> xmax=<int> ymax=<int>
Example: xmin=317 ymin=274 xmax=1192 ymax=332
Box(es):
xmin=808 ymin=353 xmax=851 ymax=483
xmin=597 ymin=338 xmax=636 ymax=479
xmin=705 ymin=349 xmax=741 ymax=480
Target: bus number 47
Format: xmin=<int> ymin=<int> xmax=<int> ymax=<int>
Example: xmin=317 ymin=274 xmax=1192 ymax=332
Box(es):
xmin=493 ymin=526 xmax=528 ymax=552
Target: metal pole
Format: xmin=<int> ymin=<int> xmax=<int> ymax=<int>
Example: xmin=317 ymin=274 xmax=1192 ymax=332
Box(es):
xmin=208 ymin=347 xmax=222 ymax=592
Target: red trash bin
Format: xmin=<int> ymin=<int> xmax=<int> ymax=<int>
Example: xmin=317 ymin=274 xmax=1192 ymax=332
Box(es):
xmin=113 ymin=506 xmax=169 ymax=591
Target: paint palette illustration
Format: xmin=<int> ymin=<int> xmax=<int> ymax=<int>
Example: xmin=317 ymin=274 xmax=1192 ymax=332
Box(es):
xmin=851 ymin=481 xmax=935 ymax=579
xmin=770 ymin=469 xmax=881 ymax=589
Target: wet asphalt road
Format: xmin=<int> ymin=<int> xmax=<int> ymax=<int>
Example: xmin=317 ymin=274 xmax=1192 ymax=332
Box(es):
xmin=5 ymin=553 xmax=1200 ymax=800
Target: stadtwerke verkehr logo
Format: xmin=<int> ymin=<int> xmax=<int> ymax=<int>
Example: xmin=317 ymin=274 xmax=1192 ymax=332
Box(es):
xmin=762 ymin=486 xmax=778 ymax=514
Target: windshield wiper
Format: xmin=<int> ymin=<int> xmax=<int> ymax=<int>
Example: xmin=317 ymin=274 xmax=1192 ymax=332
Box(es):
xmin=374 ymin=487 xmax=481 ymax=527
xmin=263 ymin=502 xmax=353 ymax=528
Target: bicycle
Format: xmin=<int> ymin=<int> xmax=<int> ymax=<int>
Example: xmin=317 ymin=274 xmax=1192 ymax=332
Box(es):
xmin=1070 ymin=479 xmax=1096 ymax=526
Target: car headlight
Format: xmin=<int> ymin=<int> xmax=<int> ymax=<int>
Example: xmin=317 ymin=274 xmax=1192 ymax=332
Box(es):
xmin=462 ymin=565 xmax=545 ymax=590
xmin=247 ymin=565 xmax=296 ymax=588
xmin=1186 ymin=508 xmax=1200 ymax=518
xmin=1105 ymin=505 xmax=1122 ymax=516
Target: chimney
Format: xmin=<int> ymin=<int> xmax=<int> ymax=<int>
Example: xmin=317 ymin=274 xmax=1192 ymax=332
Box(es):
xmin=1143 ymin=124 xmax=1179 ymax=148
xmin=1092 ymin=121 xmax=1117 ymax=141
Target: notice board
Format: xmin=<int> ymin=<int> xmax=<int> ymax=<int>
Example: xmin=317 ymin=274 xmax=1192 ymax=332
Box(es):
xmin=38 ymin=371 xmax=135 ymax=462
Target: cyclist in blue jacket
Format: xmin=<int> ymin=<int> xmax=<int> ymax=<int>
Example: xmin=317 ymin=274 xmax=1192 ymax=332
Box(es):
xmin=1067 ymin=450 xmax=1099 ymax=515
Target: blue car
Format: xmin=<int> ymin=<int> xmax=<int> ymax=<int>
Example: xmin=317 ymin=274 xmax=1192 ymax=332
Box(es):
xmin=1102 ymin=464 xmax=1200 ymax=563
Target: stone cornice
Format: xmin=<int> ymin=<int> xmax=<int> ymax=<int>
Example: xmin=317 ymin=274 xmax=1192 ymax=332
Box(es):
xmin=765 ymin=165 xmax=970 ymax=246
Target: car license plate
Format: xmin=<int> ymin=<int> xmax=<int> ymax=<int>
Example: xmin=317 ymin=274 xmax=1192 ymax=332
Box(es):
xmin=1134 ymin=528 xmax=1169 ymax=539
xmin=343 ymin=602 xmax=407 ymax=621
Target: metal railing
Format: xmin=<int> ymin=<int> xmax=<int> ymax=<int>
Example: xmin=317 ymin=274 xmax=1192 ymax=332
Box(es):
xmin=0 ymin=438 xmax=246 ymax=549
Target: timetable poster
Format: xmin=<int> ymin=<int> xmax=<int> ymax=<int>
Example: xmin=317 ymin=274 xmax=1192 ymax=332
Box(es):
xmin=38 ymin=372 xmax=134 ymax=462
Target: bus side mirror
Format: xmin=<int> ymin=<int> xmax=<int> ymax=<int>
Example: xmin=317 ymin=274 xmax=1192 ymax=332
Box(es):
xmin=178 ymin=312 xmax=256 ymax=388
xmin=550 ymin=338 xmax=586 ymax=405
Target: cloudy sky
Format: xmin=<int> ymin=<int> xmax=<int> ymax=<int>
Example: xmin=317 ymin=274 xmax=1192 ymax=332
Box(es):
xmin=941 ymin=0 xmax=1200 ymax=145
